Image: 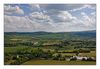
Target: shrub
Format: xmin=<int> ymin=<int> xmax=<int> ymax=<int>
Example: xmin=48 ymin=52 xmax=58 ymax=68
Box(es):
xmin=82 ymin=58 xmax=87 ymax=61
xmin=52 ymin=56 xmax=59 ymax=60
xmin=59 ymin=57 xmax=65 ymax=61
xmin=87 ymin=57 xmax=95 ymax=61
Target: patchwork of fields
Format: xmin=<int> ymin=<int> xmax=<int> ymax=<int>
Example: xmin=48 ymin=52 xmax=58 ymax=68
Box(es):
xmin=4 ymin=31 xmax=96 ymax=65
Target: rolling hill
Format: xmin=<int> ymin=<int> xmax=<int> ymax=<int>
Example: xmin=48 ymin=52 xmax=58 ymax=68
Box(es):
xmin=4 ymin=30 xmax=96 ymax=40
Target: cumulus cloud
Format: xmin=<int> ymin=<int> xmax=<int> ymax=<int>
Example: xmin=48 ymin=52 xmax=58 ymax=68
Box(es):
xmin=50 ymin=11 xmax=76 ymax=22
xmin=29 ymin=4 xmax=42 ymax=13
xmin=4 ymin=5 xmax=24 ymax=15
xmin=80 ymin=12 xmax=96 ymax=28
xmin=28 ymin=12 xmax=50 ymax=21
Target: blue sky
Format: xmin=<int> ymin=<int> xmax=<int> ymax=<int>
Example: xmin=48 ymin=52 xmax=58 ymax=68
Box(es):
xmin=4 ymin=4 xmax=96 ymax=32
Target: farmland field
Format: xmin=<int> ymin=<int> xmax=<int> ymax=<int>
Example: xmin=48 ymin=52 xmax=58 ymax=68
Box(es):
xmin=22 ymin=60 xmax=96 ymax=65
xmin=4 ymin=31 xmax=96 ymax=65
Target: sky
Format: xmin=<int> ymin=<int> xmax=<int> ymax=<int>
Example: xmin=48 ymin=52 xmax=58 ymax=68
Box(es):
xmin=4 ymin=4 xmax=96 ymax=32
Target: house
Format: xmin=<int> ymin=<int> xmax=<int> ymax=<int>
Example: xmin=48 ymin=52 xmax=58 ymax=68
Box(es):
xmin=71 ymin=56 xmax=96 ymax=61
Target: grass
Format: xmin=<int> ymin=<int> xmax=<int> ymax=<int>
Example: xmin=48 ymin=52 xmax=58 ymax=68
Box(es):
xmin=60 ymin=53 xmax=76 ymax=57
xmin=4 ymin=46 xmax=30 ymax=53
xmin=22 ymin=60 xmax=96 ymax=65
xmin=79 ymin=51 xmax=96 ymax=57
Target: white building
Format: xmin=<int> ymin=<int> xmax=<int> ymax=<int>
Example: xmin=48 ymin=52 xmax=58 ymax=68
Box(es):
xmin=72 ymin=56 xmax=88 ymax=60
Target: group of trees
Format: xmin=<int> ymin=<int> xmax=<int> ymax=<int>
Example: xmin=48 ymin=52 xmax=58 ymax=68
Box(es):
xmin=4 ymin=48 xmax=54 ymax=65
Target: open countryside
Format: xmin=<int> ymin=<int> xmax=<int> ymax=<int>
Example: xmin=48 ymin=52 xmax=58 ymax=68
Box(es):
xmin=4 ymin=31 xmax=96 ymax=65
xmin=4 ymin=4 xmax=96 ymax=65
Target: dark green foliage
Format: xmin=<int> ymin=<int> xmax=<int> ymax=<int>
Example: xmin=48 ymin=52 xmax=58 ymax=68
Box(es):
xmin=87 ymin=57 xmax=95 ymax=61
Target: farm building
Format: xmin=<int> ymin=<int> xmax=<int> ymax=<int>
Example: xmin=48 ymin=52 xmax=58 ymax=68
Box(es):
xmin=72 ymin=56 xmax=88 ymax=61
xmin=70 ymin=56 xmax=96 ymax=61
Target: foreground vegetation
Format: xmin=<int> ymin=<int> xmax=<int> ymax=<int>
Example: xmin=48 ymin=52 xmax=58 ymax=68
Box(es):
xmin=22 ymin=60 xmax=96 ymax=65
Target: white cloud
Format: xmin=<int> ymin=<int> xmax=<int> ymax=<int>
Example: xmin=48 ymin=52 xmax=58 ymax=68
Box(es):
xmin=49 ymin=11 xmax=96 ymax=32
xmin=4 ymin=15 xmax=35 ymax=32
xmin=4 ymin=4 xmax=96 ymax=32
xmin=70 ymin=5 xmax=95 ymax=12
xmin=4 ymin=11 xmax=96 ymax=32
xmin=48 ymin=10 xmax=76 ymax=23
xmin=4 ymin=5 xmax=24 ymax=15
xmin=4 ymin=15 xmax=54 ymax=32
xmin=29 ymin=4 xmax=42 ymax=12
xmin=29 ymin=12 xmax=50 ymax=21
xmin=57 ymin=11 xmax=76 ymax=22
xmin=80 ymin=12 xmax=96 ymax=28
